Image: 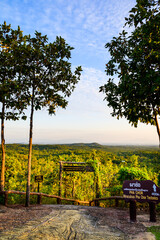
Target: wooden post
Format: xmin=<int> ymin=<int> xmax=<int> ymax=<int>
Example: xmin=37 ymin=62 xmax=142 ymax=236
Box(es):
xmin=149 ymin=202 xmax=156 ymax=222
xmin=95 ymin=200 xmax=99 ymax=207
xmin=37 ymin=194 xmax=42 ymax=204
xmin=64 ymin=177 xmax=67 ymax=198
xmin=115 ymin=198 xmax=119 ymax=207
xmin=95 ymin=181 xmax=100 ymax=202
xmin=57 ymin=161 xmax=62 ymax=204
xmin=4 ymin=192 xmax=8 ymax=206
xmin=37 ymin=182 xmax=41 ymax=204
xmin=95 ymin=162 xmax=100 ymax=207
xmin=130 ymin=200 xmax=136 ymax=222
xmin=72 ymin=179 xmax=75 ymax=198
xmin=0 ymin=192 xmax=4 ymax=205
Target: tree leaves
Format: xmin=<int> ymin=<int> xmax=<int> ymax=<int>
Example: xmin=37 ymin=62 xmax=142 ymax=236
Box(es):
xmin=0 ymin=21 xmax=82 ymax=193
xmin=21 ymin=32 xmax=82 ymax=115
xmin=0 ymin=21 xmax=28 ymax=120
xmin=100 ymin=0 xmax=160 ymax=145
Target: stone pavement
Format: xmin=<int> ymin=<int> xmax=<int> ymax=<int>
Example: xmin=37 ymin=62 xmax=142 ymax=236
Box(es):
xmin=0 ymin=205 xmax=156 ymax=240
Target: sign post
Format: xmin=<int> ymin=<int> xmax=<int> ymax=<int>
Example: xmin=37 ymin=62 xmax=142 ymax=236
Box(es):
xmin=130 ymin=200 xmax=137 ymax=222
xmin=35 ymin=175 xmax=43 ymax=204
xmin=149 ymin=202 xmax=156 ymax=222
xmin=58 ymin=161 xmax=95 ymax=205
xmin=123 ymin=180 xmax=160 ymax=222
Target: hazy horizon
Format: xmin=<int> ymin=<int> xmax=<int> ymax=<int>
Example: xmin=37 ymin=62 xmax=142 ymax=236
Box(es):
xmin=5 ymin=141 xmax=159 ymax=148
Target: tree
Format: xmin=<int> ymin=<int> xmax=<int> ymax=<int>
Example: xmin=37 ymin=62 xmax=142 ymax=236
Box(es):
xmin=100 ymin=0 xmax=160 ymax=146
xmin=23 ymin=32 xmax=82 ymax=206
xmin=0 ymin=22 xmax=27 ymax=191
xmin=117 ymin=167 xmax=149 ymax=184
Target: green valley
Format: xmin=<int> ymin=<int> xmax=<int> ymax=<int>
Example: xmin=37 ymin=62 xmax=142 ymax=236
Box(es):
xmin=1 ymin=143 xmax=159 ymax=205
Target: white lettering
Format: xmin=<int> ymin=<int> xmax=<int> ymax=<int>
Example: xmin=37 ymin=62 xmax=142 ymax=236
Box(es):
xmin=153 ymin=184 xmax=157 ymax=192
xmin=152 ymin=193 xmax=159 ymax=196
xmin=124 ymin=188 xmax=148 ymax=192
xmin=129 ymin=182 xmax=141 ymax=188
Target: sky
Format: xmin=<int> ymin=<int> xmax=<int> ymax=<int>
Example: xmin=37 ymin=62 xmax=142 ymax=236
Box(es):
xmin=0 ymin=0 xmax=159 ymax=146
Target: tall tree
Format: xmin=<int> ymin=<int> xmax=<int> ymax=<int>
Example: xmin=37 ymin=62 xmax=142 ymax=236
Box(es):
xmin=24 ymin=32 xmax=82 ymax=206
xmin=100 ymin=0 xmax=160 ymax=146
xmin=0 ymin=22 xmax=27 ymax=191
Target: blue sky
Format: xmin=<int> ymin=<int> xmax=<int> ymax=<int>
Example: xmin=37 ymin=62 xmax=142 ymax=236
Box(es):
xmin=0 ymin=0 xmax=158 ymax=145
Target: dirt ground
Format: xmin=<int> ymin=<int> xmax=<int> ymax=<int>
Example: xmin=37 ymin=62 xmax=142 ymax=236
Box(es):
xmin=0 ymin=204 xmax=159 ymax=239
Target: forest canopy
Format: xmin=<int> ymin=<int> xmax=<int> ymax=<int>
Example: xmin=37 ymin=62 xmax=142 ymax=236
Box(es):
xmin=0 ymin=144 xmax=159 ymax=205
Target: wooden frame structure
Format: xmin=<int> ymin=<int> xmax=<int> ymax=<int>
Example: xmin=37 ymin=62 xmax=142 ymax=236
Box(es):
xmin=58 ymin=161 xmax=94 ymax=204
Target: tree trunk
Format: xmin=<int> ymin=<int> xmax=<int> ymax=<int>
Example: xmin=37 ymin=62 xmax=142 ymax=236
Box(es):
xmin=25 ymin=88 xmax=34 ymax=207
xmin=155 ymin=114 xmax=160 ymax=148
xmin=0 ymin=102 xmax=5 ymax=191
xmin=95 ymin=163 xmax=101 ymax=199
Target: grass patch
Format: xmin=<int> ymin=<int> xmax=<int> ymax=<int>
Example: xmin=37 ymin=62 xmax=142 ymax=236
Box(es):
xmin=147 ymin=226 xmax=160 ymax=240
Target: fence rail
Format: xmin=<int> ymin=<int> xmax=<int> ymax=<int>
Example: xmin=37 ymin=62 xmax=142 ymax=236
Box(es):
xmin=0 ymin=190 xmax=125 ymax=207
xmin=0 ymin=190 xmax=90 ymax=206
xmin=89 ymin=196 xmax=125 ymax=207
xmin=1 ymin=190 xmax=157 ymax=222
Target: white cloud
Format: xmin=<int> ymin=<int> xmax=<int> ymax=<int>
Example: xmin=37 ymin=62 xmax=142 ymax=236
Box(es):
xmin=65 ymin=66 xmax=108 ymax=113
xmin=0 ymin=0 xmax=136 ymax=54
xmin=2 ymin=0 xmax=157 ymax=146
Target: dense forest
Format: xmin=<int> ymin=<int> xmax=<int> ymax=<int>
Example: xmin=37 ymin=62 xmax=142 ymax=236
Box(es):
xmin=1 ymin=143 xmax=159 ymax=205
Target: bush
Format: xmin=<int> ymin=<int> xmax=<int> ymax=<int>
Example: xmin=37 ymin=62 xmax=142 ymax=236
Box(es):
xmin=117 ymin=167 xmax=149 ymax=184
xmin=108 ymin=185 xmax=123 ymax=196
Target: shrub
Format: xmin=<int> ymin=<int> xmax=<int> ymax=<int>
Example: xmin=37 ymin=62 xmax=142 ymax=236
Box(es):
xmin=117 ymin=167 xmax=149 ymax=184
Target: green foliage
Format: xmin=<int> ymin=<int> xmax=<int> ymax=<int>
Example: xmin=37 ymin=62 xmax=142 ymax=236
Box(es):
xmin=1 ymin=144 xmax=159 ymax=204
xmin=117 ymin=166 xmax=150 ymax=184
xmin=21 ymin=32 xmax=82 ymax=116
xmin=7 ymin=28 xmax=82 ymax=206
xmin=147 ymin=226 xmax=160 ymax=240
xmin=0 ymin=21 xmax=28 ymax=120
xmin=0 ymin=21 xmax=28 ymax=191
xmin=158 ymin=173 xmax=160 ymax=186
xmin=108 ymin=185 xmax=123 ymax=196
xmin=100 ymin=0 xmax=160 ymax=145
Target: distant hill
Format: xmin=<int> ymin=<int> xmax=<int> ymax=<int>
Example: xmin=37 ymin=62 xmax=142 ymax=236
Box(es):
xmin=6 ymin=143 xmax=159 ymax=152
xmin=68 ymin=142 xmax=102 ymax=148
